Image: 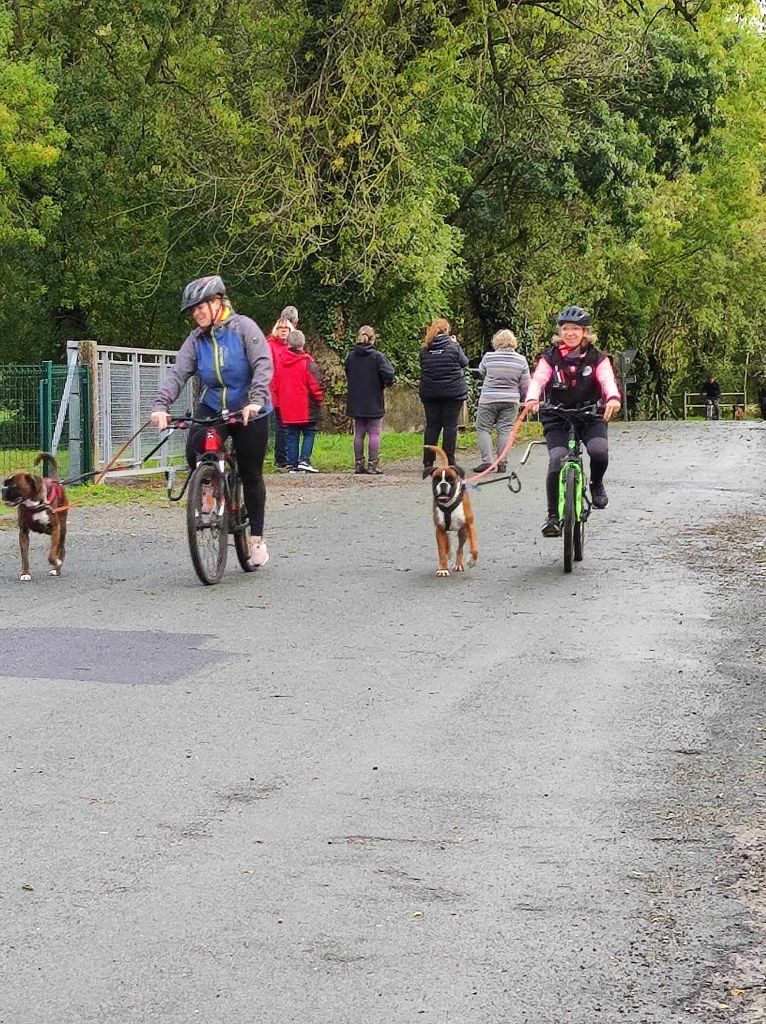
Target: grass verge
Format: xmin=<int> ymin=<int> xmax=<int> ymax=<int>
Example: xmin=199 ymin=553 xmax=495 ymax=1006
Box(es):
xmin=0 ymin=424 xmax=543 ymax=517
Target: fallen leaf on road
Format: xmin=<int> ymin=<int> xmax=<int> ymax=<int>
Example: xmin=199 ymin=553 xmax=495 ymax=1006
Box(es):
xmin=412 ymin=910 xmax=423 ymax=918
xmin=21 ymin=883 xmax=33 ymax=891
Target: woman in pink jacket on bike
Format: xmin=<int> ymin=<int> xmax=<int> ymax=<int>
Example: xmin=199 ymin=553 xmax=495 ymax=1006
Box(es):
xmin=524 ymin=306 xmax=621 ymax=537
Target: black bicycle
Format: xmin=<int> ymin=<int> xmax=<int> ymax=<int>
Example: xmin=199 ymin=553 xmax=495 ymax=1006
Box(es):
xmin=521 ymin=404 xmax=603 ymax=573
xmin=165 ymin=411 xmax=256 ymax=585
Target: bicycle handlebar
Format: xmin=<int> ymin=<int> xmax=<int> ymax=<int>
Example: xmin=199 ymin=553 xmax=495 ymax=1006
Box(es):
xmin=520 ymin=404 xmax=604 ymax=465
xmin=167 ymin=410 xmax=245 ymax=428
xmin=542 ymin=402 xmax=604 ymax=420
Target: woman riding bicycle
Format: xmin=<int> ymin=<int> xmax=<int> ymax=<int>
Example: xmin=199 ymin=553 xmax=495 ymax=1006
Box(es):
xmin=150 ymin=275 xmax=273 ymax=567
xmin=524 ymin=306 xmax=621 ymax=538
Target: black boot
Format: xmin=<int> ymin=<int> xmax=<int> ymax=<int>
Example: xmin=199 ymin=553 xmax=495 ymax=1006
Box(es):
xmin=354 ymin=459 xmax=367 ymax=475
xmin=591 ymin=482 xmax=608 ymax=509
xmin=367 ymin=459 xmax=384 ymax=475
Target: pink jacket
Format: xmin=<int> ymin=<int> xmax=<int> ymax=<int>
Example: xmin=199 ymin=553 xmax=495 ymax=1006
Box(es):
xmin=526 ymin=345 xmax=621 ymax=404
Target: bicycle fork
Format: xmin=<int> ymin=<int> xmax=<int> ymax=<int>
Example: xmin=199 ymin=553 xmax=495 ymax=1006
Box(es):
xmin=557 ymin=457 xmax=585 ymax=522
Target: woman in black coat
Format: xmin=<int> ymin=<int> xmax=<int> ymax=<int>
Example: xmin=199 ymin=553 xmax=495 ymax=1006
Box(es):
xmin=419 ymin=317 xmax=469 ymax=475
xmin=344 ymin=325 xmax=395 ymax=475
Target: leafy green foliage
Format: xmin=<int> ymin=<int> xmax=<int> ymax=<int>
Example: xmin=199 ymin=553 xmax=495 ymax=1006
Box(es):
xmin=2 ymin=0 xmax=766 ymax=407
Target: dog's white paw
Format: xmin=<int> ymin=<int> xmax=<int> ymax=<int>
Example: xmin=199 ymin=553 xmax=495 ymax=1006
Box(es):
xmin=453 ymin=563 xmax=465 ymax=573
xmin=436 ymin=568 xmax=450 ymax=577
xmin=19 ymin=573 xmax=32 ymax=582
xmin=468 ymin=556 xmax=478 ymax=567
xmin=49 ymin=568 xmax=61 ymax=577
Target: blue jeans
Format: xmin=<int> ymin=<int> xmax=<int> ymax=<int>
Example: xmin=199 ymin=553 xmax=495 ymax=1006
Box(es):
xmin=270 ymin=409 xmax=288 ymax=465
xmin=285 ymin=425 xmax=317 ymax=466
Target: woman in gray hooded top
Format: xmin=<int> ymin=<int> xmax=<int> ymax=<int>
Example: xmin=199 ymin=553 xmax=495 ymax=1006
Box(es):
xmin=150 ymin=275 xmax=273 ymax=567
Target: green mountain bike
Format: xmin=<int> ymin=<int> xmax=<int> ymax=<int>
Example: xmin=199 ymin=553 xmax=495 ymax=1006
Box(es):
xmin=521 ymin=404 xmax=602 ymax=573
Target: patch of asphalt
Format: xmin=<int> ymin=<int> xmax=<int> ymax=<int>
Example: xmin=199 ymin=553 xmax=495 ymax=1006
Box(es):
xmin=670 ymin=511 xmax=766 ymax=1023
xmin=0 ymin=422 xmax=764 ymax=1024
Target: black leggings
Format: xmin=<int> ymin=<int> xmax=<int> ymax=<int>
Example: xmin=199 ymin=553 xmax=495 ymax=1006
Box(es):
xmin=543 ymin=420 xmax=608 ymax=516
xmin=422 ymin=398 xmax=465 ymax=467
xmin=187 ymin=404 xmax=269 ymax=535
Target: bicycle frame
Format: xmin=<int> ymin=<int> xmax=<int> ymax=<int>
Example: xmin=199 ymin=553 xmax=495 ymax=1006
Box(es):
xmin=558 ymin=424 xmax=588 ymax=524
xmin=521 ymin=404 xmax=602 ymax=525
xmin=164 ymin=411 xmax=243 ymax=505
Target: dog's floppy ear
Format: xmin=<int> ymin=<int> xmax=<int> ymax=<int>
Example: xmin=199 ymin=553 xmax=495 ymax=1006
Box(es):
xmin=25 ymin=473 xmax=42 ymax=497
xmin=454 ymin=465 xmax=466 ymax=479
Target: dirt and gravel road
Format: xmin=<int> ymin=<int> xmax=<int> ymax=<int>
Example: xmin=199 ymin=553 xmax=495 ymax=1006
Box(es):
xmin=1 ymin=421 xmax=764 ymax=1024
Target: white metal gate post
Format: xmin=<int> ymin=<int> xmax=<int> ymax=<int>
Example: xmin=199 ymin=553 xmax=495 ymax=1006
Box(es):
xmin=65 ymin=341 xmax=81 ymax=478
xmin=132 ymin=352 xmax=142 ymax=466
xmin=78 ymin=342 xmax=100 ymax=467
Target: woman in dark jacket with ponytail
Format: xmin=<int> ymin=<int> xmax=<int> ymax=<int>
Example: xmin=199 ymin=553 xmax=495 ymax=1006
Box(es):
xmin=344 ymin=325 xmax=395 ymax=475
xmin=419 ymin=318 xmax=469 ymax=476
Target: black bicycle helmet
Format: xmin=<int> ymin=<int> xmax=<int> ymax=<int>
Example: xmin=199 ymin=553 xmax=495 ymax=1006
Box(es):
xmin=180 ymin=275 xmax=226 ymax=313
xmin=556 ymin=305 xmax=592 ymax=327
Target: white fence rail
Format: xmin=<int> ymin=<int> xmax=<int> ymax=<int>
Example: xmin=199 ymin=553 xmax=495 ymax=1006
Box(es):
xmin=683 ymin=391 xmax=745 ymax=418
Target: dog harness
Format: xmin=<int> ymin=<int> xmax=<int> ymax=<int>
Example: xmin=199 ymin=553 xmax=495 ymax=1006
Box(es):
xmin=18 ymin=478 xmax=64 ymax=530
xmin=436 ymin=482 xmax=466 ymax=532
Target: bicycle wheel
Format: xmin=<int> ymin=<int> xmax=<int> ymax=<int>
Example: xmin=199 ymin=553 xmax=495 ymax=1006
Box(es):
xmin=186 ymin=462 xmax=228 ymax=585
xmin=562 ymin=465 xmax=576 ymax=573
xmin=232 ymin=477 xmax=257 ymax=573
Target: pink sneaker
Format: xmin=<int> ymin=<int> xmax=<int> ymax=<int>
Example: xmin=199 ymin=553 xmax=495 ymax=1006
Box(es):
xmin=248 ymin=536 xmax=269 ymax=567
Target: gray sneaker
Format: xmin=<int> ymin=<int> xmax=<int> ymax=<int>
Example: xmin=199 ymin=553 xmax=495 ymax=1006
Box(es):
xmin=298 ymin=461 xmax=319 ymax=474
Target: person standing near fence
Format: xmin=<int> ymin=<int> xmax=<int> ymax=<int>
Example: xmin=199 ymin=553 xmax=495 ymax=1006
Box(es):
xmin=150 ymin=275 xmax=272 ymax=567
xmin=701 ymin=374 xmax=721 ymax=420
xmin=419 ymin=318 xmax=469 ymax=478
xmin=272 ymin=330 xmax=325 ymax=472
xmin=472 ymin=329 xmax=530 ymax=473
xmin=344 ymin=325 xmax=395 ymax=475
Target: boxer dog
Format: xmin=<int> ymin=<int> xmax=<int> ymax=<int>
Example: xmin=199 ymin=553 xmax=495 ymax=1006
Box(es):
xmin=1 ymin=453 xmax=69 ymax=581
xmin=424 ymin=445 xmax=478 ymax=578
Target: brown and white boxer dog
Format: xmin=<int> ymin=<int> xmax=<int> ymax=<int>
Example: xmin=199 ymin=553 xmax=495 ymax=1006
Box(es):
xmin=1 ymin=453 xmax=69 ymax=581
xmin=424 ymin=445 xmax=478 ymax=578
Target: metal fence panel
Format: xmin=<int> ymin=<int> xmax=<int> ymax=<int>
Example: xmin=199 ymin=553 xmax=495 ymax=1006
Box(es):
xmin=0 ymin=365 xmax=44 ymax=476
xmin=96 ymin=346 xmax=192 ymax=471
xmin=0 ymin=363 xmax=90 ymax=477
xmin=1 ymin=347 xmax=189 ymax=480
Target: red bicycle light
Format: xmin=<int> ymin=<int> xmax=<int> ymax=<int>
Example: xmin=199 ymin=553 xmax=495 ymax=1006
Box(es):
xmin=203 ymin=428 xmax=221 ymax=453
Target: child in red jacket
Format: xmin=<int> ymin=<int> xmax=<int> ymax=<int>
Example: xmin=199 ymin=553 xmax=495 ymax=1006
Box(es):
xmin=272 ymin=330 xmax=325 ymax=472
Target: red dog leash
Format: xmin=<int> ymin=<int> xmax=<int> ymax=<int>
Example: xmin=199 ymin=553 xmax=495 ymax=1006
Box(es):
xmin=464 ymin=406 xmax=529 ymax=485
xmin=93 ymin=419 xmax=152 ymax=485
